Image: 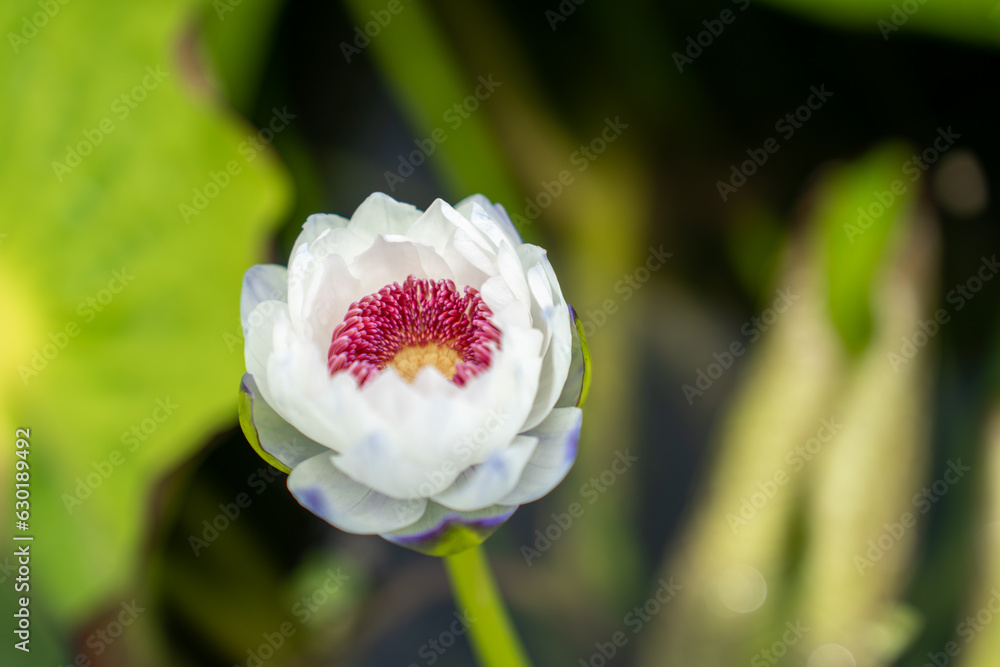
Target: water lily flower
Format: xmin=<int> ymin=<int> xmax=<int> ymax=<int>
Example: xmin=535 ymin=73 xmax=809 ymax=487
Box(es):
xmin=239 ymin=193 xmax=589 ymax=556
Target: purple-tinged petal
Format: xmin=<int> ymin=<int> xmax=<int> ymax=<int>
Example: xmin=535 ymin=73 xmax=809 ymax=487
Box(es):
xmin=288 ymin=452 xmax=427 ymax=534
xmin=432 ymin=436 xmax=539 ymax=512
xmin=500 ymin=407 xmax=582 ymax=506
xmin=380 ymin=502 xmax=517 ymax=556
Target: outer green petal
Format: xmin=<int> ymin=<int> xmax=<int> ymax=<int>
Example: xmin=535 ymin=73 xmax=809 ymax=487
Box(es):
xmin=556 ymin=306 xmax=592 ymax=408
xmin=576 ymin=310 xmax=592 ymax=408
xmin=238 ymin=373 xmax=328 ymax=473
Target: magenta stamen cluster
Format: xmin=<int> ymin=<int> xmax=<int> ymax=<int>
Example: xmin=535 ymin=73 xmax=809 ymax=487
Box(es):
xmin=327 ymin=275 xmax=502 ymax=386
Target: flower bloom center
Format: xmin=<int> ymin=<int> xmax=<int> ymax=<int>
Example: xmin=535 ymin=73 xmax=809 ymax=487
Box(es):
xmin=327 ymin=276 xmax=502 ymax=386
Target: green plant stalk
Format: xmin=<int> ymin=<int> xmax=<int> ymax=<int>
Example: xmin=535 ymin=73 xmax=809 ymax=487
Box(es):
xmin=444 ymin=546 xmax=533 ymax=667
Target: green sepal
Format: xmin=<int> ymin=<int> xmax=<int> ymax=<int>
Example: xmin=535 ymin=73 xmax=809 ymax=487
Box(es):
xmin=238 ymin=378 xmax=292 ymax=474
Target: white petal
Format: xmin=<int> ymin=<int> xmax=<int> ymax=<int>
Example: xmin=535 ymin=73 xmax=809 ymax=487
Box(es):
xmin=348 ymin=192 xmax=424 ymax=237
xmin=339 ymin=328 xmax=542 ymax=495
xmin=455 ymin=194 xmax=523 ymax=248
xmin=365 ymin=356 xmax=527 ymax=467
xmin=349 ymin=235 xmax=455 ymax=294
xmin=291 ymin=213 xmax=350 ymax=259
xmin=244 ymin=299 xmax=286 ymax=389
xmin=294 ymin=251 xmax=362 ymax=350
xmin=442 ymin=234 xmax=494 ymax=290
xmin=517 ymin=246 xmax=573 ymax=430
xmin=496 ymin=240 xmax=531 ymax=306
xmin=307 ymin=225 xmax=372 ymax=265
xmin=241 ymin=265 xmax=287 ymax=334
xmin=462 ymin=201 xmax=508 ymax=250
xmin=288 ymin=452 xmax=426 ymax=534
xmin=479 ymin=275 xmax=516 ymax=312
xmin=285 ymin=244 xmax=324 ymax=341
xmin=491 ymin=202 xmax=524 ymax=245
xmin=431 ymin=198 xmax=494 ymax=251
xmin=433 ymin=436 xmax=539 ymax=511
xmin=449 ymin=327 xmax=543 ymax=464
xmin=264 ymin=311 xmax=380 ymax=452
xmin=329 ymin=430 xmax=456 ymax=499
xmin=453 ymin=228 xmax=499 ymax=278
xmin=404 ymin=206 xmax=457 ymax=251
xmin=519 ymin=244 xmax=568 ymax=308
xmin=500 ymin=407 xmax=582 ymax=506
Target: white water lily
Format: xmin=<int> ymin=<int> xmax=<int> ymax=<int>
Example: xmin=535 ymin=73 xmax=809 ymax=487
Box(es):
xmin=239 ymin=193 xmax=589 ymax=555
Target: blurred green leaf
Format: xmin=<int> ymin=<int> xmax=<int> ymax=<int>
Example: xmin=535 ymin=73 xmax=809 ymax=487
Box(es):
xmin=0 ymin=0 xmax=290 ymax=624
xmin=727 ymin=206 xmax=784 ymax=300
xmin=819 ymin=142 xmax=913 ymax=354
xmin=759 ymin=0 xmax=1000 ymax=47
xmin=639 ymin=145 xmax=936 ymax=667
xmin=200 ymin=0 xmax=288 ymax=113
xmin=340 ymin=0 xmax=521 ymax=209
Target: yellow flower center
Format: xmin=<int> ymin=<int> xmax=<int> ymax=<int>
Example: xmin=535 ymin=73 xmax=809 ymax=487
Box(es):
xmin=388 ymin=344 xmax=461 ymax=383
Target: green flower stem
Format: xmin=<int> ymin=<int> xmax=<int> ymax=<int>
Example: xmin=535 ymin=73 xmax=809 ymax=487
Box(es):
xmin=444 ymin=545 xmax=534 ymax=667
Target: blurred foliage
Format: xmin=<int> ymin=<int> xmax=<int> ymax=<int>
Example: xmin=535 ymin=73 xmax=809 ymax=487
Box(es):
xmin=963 ymin=410 xmax=1000 ymax=667
xmin=640 ymin=146 xmax=934 ymax=666
xmin=200 ymin=0 xmax=288 ymax=113
xmin=0 ymin=0 xmax=290 ymax=642
xmin=759 ymin=0 xmax=1000 ymax=47
xmin=820 ymin=143 xmax=912 ymax=354
xmin=1 ymin=0 xmax=999 ymax=666
xmin=340 ymin=0 xmax=521 ymax=213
